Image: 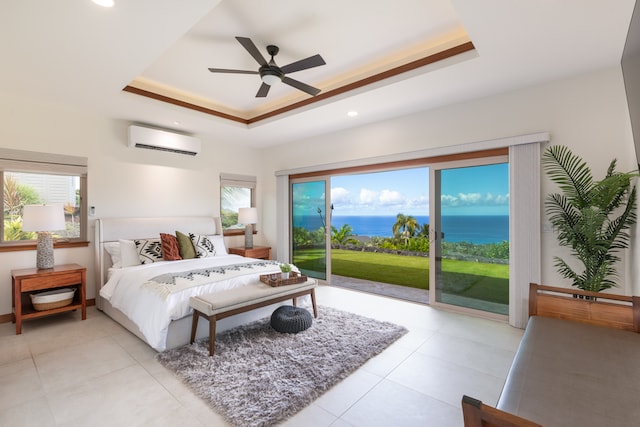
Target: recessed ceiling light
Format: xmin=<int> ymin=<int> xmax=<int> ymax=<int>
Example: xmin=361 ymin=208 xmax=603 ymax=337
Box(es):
xmin=347 ymin=111 xmax=358 ymax=117
xmin=92 ymin=0 xmax=114 ymax=7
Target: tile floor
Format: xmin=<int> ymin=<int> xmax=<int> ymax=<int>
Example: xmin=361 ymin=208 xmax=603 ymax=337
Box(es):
xmin=0 ymin=284 xmax=523 ymax=426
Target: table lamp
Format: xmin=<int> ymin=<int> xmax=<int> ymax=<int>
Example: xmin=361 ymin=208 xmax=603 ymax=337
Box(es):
xmin=238 ymin=207 xmax=258 ymax=249
xmin=22 ymin=204 xmax=66 ymax=269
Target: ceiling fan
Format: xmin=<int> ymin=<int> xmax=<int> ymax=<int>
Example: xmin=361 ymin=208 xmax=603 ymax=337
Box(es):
xmin=208 ymin=36 xmax=326 ymax=98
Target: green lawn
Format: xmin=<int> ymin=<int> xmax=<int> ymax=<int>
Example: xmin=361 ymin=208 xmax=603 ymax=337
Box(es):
xmin=331 ymin=249 xmax=430 ymax=288
xmin=294 ymin=248 xmax=509 ymax=305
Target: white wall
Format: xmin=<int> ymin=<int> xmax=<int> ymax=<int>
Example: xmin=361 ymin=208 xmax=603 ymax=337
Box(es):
xmin=1 ymin=65 xmax=636 ymax=318
xmin=0 ymin=94 xmax=261 ymax=316
xmin=259 ymin=66 xmax=637 ymax=294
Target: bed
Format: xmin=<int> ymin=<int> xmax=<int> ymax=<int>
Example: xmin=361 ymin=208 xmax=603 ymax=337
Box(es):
xmin=95 ymin=216 xmax=298 ymax=351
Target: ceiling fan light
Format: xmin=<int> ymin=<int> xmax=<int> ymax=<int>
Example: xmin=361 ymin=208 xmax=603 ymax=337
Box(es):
xmin=261 ymin=70 xmax=282 ymax=86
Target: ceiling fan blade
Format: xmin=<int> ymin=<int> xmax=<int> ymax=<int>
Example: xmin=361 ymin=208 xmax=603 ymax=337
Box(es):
xmin=282 ymin=76 xmax=321 ymax=96
xmin=235 ymin=36 xmax=268 ymax=66
xmin=208 ymin=68 xmax=259 ymax=75
xmin=256 ymin=82 xmax=271 ymax=98
xmin=280 ymin=54 xmax=326 ymax=74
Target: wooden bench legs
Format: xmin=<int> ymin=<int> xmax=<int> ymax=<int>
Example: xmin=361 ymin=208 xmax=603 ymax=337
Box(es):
xmin=190 ymin=309 xmax=217 ymax=356
xmin=306 ymin=289 xmax=318 ymax=318
xmin=190 ymin=288 xmax=317 ymax=356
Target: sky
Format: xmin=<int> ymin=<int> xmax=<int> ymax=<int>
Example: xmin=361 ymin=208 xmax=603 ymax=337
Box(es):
xmin=330 ymin=164 xmax=509 ymax=216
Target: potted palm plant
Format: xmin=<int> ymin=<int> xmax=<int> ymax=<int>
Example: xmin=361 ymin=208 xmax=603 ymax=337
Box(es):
xmin=543 ymin=145 xmax=638 ymax=292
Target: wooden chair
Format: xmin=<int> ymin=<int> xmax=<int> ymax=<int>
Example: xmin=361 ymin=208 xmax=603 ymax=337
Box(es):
xmin=461 ymin=396 xmax=543 ymax=427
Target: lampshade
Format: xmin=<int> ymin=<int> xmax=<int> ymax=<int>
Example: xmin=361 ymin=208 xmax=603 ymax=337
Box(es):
xmin=22 ymin=204 xmax=66 ymax=232
xmin=238 ymin=207 xmax=258 ymax=225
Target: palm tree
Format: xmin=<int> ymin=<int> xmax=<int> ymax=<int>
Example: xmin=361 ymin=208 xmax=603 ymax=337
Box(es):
xmin=417 ymin=223 xmax=429 ymax=237
xmin=543 ymin=145 xmax=638 ymax=292
xmin=3 ymin=175 xmax=41 ymax=218
xmin=392 ymin=213 xmax=418 ymax=238
xmin=331 ymin=224 xmax=359 ymax=245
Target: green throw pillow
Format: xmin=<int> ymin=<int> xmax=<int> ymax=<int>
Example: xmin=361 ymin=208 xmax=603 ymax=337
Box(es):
xmin=176 ymin=230 xmax=196 ymax=259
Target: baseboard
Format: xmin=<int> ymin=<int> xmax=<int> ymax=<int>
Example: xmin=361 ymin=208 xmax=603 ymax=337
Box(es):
xmin=0 ymin=298 xmax=95 ymax=324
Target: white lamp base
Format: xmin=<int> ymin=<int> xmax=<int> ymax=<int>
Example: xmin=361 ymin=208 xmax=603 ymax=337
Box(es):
xmin=244 ymin=224 xmax=254 ymax=249
xmin=36 ymin=231 xmax=55 ymax=269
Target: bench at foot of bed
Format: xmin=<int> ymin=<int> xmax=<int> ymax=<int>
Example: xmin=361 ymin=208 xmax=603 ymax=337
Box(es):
xmin=189 ymin=280 xmax=318 ymax=356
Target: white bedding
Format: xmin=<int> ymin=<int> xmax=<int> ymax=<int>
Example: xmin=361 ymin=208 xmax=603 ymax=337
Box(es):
xmin=100 ymin=255 xmax=284 ymax=351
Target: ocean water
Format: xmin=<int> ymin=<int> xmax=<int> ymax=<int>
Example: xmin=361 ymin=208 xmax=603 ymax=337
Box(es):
xmin=293 ymin=215 xmax=509 ymax=244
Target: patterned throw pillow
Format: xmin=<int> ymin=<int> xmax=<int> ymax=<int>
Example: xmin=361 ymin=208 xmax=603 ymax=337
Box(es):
xmin=189 ymin=233 xmax=216 ymax=258
xmin=176 ymin=230 xmax=196 ymax=259
xmin=134 ymin=239 xmax=163 ymax=264
xmin=160 ymin=233 xmax=182 ymax=261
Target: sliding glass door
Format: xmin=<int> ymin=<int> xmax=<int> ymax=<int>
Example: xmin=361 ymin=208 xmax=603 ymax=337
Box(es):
xmin=287 ymin=154 xmax=510 ymax=317
xmin=290 ymin=178 xmax=330 ymax=280
xmin=430 ymin=158 xmax=510 ymax=316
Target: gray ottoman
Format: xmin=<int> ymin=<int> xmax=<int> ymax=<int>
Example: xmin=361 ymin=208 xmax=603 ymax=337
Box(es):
xmin=270 ymin=305 xmax=313 ymax=333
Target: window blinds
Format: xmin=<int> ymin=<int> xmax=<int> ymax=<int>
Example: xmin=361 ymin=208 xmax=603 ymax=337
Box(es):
xmin=220 ymin=173 xmax=256 ymax=188
xmin=0 ymin=148 xmax=87 ymax=176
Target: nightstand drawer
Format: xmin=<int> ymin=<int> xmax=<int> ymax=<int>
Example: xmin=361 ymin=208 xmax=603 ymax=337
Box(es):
xmin=246 ymin=247 xmax=270 ymax=259
xmin=228 ymin=246 xmax=271 ymax=260
xmin=20 ymin=272 xmax=83 ymax=292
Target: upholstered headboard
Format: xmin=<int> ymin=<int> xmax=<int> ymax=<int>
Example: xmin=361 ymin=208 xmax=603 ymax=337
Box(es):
xmin=94 ymin=216 xmax=222 ymax=309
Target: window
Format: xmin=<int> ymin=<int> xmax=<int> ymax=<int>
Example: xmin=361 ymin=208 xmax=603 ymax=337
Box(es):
xmin=1 ymin=148 xmax=88 ymax=247
xmin=220 ymin=173 xmax=256 ymax=235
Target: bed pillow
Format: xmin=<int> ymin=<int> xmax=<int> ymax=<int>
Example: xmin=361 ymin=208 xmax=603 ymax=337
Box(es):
xmin=189 ymin=233 xmax=217 ymax=258
xmin=160 ymin=233 xmax=182 ymax=261
xmin=103 ymin=242 xmax=122 ymax=268
xmin=134 ymin=238 xmax=163 ymax=264
xmin=176 ymin=230 xmax=196 ymax=259
xmin=118 ymin=239 xmax=141 ymax=267
xmin=207 ymin=234 xmax=228 ymax=255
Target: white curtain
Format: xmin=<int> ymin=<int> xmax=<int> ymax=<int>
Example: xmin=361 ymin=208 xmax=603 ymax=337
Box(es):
xmin=275 ymin=175 xmax=290 ymax=262
xmin=509 ymin=142 xmax=542 ymax=328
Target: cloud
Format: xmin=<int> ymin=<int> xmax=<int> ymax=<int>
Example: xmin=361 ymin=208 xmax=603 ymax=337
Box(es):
xmin=331 ymin=187 xmax=350 ymax=204
xmin=359 ymin=188 xmax=378 ymax=204
xmin=333 ymin=188 xmax=507 ymax=214
xmin=378 ymin=189 xmax=405 ymax=205
xmin=441 ymin=192 xmax=510 ymax=207
xmin=407 ymin=193 xmax=429 ymax=211
xmin=329 ymin=187 xmax=429 ymax=214
xmin=485 ymin=193 xmax=510 ymax=205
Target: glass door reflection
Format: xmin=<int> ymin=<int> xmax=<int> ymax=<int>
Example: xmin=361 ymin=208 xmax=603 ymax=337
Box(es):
xmin=291 ymin=179 xmax=329 ymax=280
xmin=430 ymin=162 xmax=509 ymax=315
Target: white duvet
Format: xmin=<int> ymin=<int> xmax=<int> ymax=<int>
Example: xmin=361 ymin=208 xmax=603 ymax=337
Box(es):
xmin=100 ymin=255 xmax=284 ymax=351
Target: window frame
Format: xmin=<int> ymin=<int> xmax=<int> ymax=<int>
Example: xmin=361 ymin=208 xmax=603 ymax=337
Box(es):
xmin=220 ymin=173 xmax=256 ymax=237
xmin=0 ymin=148 xmax=88 ymax=251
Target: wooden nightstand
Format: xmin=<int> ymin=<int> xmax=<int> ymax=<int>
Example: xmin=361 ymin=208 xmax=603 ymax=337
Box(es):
xmin=11 ymin=263 xmax=86 ymax=334
xmin=228 ymin=246 xmax=271 ymax=260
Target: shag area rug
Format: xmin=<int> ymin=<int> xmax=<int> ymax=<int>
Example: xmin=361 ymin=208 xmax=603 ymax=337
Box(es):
xmin=157 ymin=306 xmax=407 ymax=427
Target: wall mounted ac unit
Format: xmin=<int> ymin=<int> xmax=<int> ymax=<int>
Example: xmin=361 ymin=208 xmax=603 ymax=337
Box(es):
xmin=128 ymin=125 xmax=201 ymax=156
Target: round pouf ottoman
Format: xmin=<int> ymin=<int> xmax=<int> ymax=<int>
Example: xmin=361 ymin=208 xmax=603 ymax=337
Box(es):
xmin=270 ymin=305 xmax=313 ymax=333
